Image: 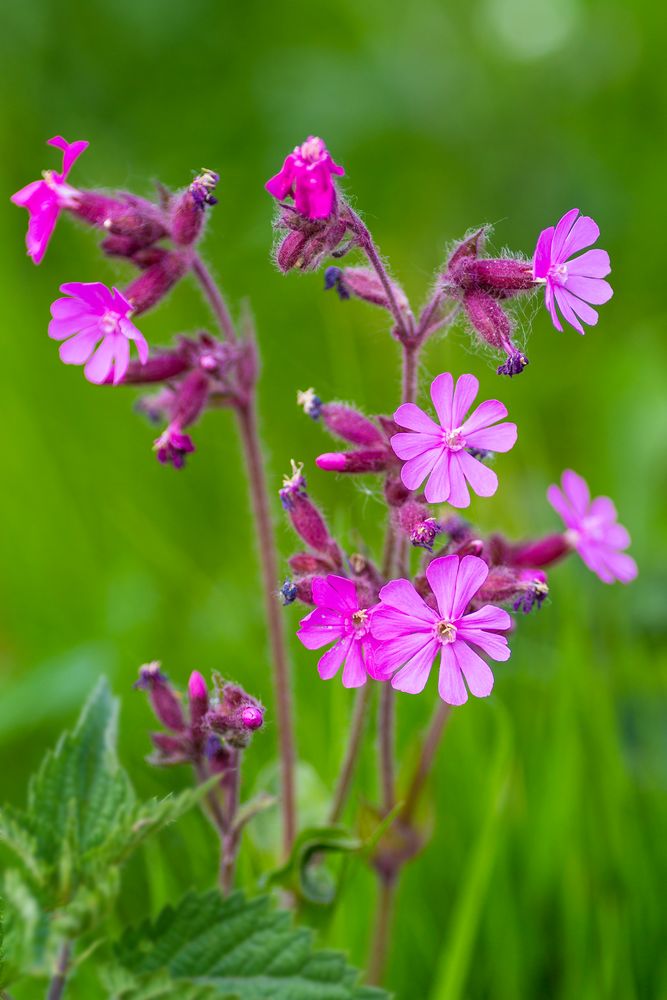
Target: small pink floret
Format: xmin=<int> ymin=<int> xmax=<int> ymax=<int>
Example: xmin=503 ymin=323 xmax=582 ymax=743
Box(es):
xmin=390 ymin=373 xmax=517 ymax=507
xmin=316 ymin=452 xmax=347 ymax=472
xmin=240 ymin=706 xmax=264 ymax=730
xmin=265 ymin=136 xmax=345 ymax=220
xmin=532 ymin=208 xmax=613 ymax=334
xmin=11 ymin=135 xmax=88 ymax=264
xmin=188 ymin=670 xmax=208 ymax=701
xmin=297 ymin=575 xmax=378 ymax=688
xmin=49 ymin=281 xmax=148 ymax=385
xmin=547 ymin=469 xmax=637 ymax=584
xmin=370 ymin=554 xmax=511 ymax=706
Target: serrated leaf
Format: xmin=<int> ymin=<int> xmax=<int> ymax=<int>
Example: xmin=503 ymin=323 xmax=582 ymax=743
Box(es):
xmin=0 ymin=869 xmax=49 ymax=984
xmin=113 ymin=890 xmax=389 ymax=1000
xmin=101 ymin=965 xmax=220 ymax=999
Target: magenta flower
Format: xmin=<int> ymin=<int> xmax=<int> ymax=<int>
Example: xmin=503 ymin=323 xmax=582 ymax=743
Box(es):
xmin=547 ymin=470 xmax=637 ymax=584
xmin=49 ymin=282 xmax=148 ymax=385
xmin=297 ymin=575 xmax=377 ymax=688
xmin=154 ymin=427 xmax=195 ymax=469
xmin=265 ymin=136 xmax=345 ymax=220
xmin=532 ymin=208 xmax=613 ymax=334
xmin=11 ymin=135 xmax=88 ymax=264
xmin=370 ymin=554 xmax=511 ymax=706
xmin=390 ymin=373 xmax=517 ymax=507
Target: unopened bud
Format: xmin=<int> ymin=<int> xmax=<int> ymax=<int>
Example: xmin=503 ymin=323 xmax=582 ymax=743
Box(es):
xmin=124 ymin=251 xmax=191 ymax=315
xmin=315 ymin=449 xmax=389 ymax=474
xmin=135 ymin=662 xmax=185 ymax=732
xmin=69 ymin=190 xmax=167 ymax=249
xmin=171 ymin=168 xmax=219 ymax=246
xmin=463 ymin=289 xmax=529 ymax=377
xmin=511 ymin=533 xmax=570 ymax=568
xmin=119 ymin=350 xmax=191 ymax=385
xmin=188 ymin=670 xmax=209 ymax=738
xmin=319 ymin=402 xmax=384 ymax=446
xmin=325 ymin=265 xmax=409 ymax=313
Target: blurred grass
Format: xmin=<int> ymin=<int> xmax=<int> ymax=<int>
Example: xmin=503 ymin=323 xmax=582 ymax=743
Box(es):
xmin=1 ymin=0 xmax=666 ymax=997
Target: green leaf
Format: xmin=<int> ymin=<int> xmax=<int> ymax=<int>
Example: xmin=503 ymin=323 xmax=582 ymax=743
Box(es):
xmin=113 ymin=890 xmax=389 ymax=1000
xmin=263 ymin=826 xmax=364 ymax=905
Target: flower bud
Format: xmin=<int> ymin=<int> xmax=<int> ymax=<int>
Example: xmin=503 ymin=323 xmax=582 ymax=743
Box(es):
xmin=135 ymin=662 xmax=185 ymax=732
xmin=171 ymin=168 xmax=219 ymax=246
xmin=275 ymin=230 xmax=309 ymax=272
xmin=318 ymin=401 xmax=384 ymax=446
xmin=149 ymin=731 xmax=190 ymax=766
xmin=325 ymin=265 xmax=409 ymax=313
xmin=315 ymin=449 xmax=389 ymax=473
xmin=206 ymin=678 xmax=265 ymax=749
xmin=463 ymin=289 xmax=529 ymax=377
xmin=384 ymin=475 xmax=412 ymax=507
xmin=288 ymin=553 xmax=332 ymax=574
xmin=68 ymin=190 xmax=168 ymax=249
xmin=119 ymin=350 xmax=191 ymax=385
xmin=511 ymin=533 xmax=570 ymax=568
xmin=124 ymin=251 xmax=191 ymax=315
xmin=280 ymin=463 xmax=339 ymax=558
xmin=188 ymin=670 xmax=209 ymax=740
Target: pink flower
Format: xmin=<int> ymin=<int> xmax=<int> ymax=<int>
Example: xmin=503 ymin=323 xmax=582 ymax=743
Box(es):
xmin=390 ymin=373 xmax=517 ymax=507
xmin=297 ymin=575 xmax=377 ymax=688
xmin=547 ymin=470 xmax=637 ymax=584
xmin=370 ymin=554 xmax=511 ymax=706
xmin=532 ymin=208 xmax=613 ymax=334
xmin=49 ymin=282 xmax=148 ymax=385
xmin=154 ymin=427 xmax=195 ymax=469
xmin=265 ymin=136 xmax=345 ymax=220
xmin=11 ymin=136 xmax=88 ymax=264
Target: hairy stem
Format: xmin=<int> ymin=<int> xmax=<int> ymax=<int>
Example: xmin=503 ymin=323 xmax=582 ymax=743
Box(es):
xmin=192 ymin=254 xmax=237 ymax=343
xmin=329 ymin=683 xmax=373 ymax=824
xmin=401 ymin=702 xmax=451 ymax=823
xmin=236 ymin=401 xmax=297 ymax=854
xmin=378 ymin=685 xmax=395 ymax=813
xmin=193 ymin=261 xmax=297 ymax=857
xmin=46 ymin=942 xmax=71 ymax=1000
xmin=220 ymin=752 xmax=241 ymax=894
xmin=347 ymin=208 xmax=412 ymax=340
xmin=367 ymin=877 xmax=396 ymax=986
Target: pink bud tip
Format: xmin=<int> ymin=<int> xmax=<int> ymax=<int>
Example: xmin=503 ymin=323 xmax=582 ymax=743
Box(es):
xmin=316 ymin=452 xmax=347 ymax=471
xmin=188 ymin=670 xmax=207 ymax=700
xmin=240 ymin=706 xmax=264 ymax=730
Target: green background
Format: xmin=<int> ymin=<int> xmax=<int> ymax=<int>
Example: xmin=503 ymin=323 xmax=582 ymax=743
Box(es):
xmin=1 ymin=0 xmax=665 ymax=996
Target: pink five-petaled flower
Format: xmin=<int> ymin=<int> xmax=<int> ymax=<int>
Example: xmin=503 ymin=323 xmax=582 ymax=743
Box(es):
xmin=11 ymin=136 xmax=88 ymax=264
xmin=371 ymin=554 xmax=511 ymax=706
xmin=532 ymin=208 xmax=613 ymax=335
xmin=391 ymin=373 xmax=517 ymax=507
xmin=49 ymin=282 xmax=149 ymax=385
xmin=547 ymin=470 xmax=637 ymax=584
xmin=297 ymin=575 xmax=377 ymax=688
xmin=265 ymin=136 xmax=345 ymax=220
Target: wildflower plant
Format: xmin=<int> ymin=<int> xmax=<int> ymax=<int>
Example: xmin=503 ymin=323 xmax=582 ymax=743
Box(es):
xmin=2 ymin=132 xmax=636 ymax=996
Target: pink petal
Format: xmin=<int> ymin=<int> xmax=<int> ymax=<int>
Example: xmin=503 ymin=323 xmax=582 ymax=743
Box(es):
xmin=342 ymin=637 xmax=367 ymax=688
xmin=10 ymin=179 xmax=44 ymax=207
xmin=456 ymin=627 xmax=510 ymax=662
xmin=465 ymin=422 xmax=517 ymax=453
xmin=265 ymin=156 xmax=295 ymax=199
xmin=451 ymin=554 xmax=488 ymax=618
xmin=391 ymin=431 xmax=441 ymax=461
xmin=563 ymin=276 xmax=613 ymax=306
xmin=546 ymin=484 xmax=577 ymax=529
xmin=446 ymin=453 xmax=471 ymax=508
xmin=391 ymin=639 xmax=438 ymax=694
xmin=111 ymin=334 xmax=130 ymax=385
xmin=318 ymin=636 xmax=351 ymax=679
xmin=560 ymin=215 xmax=600 ymax=261
xmin=460 ymin=399 xmax=508 ymax=435
xmin=602 ymin=551 xmax=638 ymax=584
xmin=298 ymin=607 xmax=345 ymax=649
xmin=588 ymin=496 xmax=617 ymax=524
xmin=401 ymin=446 xmax=442 ymax=491
xmin=551 ymin=208 xmax=580 ymax=263
xmin=374 ymin=632 xmax=436 ymax=678
xmin=50 ymin=297 xmax=92 ymax=321
xmin=312 ymin=575 xmax=358 ymax=613
xmin=430 ymin=373 xmax=454 ymax=427
xmin=561 ymin=470 xmax=590 ymax=516
xmin=376 ymin=578 xmax=437 ymax=624
xmin=532 ymin=225 xmax=555 ymax=279
xmin=84 ymin=337 xmax=116 ymax=384
xmin=460 ymin=605 xmax=512 ymax=631
xmin=425 ymin=554 xmax=459 ymax=618
xmin=47 ymin=135 xmax=89 ymax=178
xmin=59 ymin=281 xmax=111 ymax=312
xmin=452 ymin=374 xmax=479 ymax=426
xmin=457 ymin=451 xmax=498 ymax=498
xmin=603 ymin=523 xmax=631 ymax=549
xmin=545 ymin=282 xmax=563 ymax=332
xmin=394 ymin=402 xmax=441 ymax=435
xmin=566 ymin=249 xmax=610 ymax=279
xmin=423 ymin=451 xmax=451 ymax=504
xmin=438 ymin=645 xmax=468 ymax=705
xmin=452 ymin=641 xmax=495 ymax=698
xmin=58 ymin=329 xmax=100 ymax=365
xmin=554 ymin=286 xmax=596 ymax=332
xmin=48 ymin=315 xmax=95 ymax=341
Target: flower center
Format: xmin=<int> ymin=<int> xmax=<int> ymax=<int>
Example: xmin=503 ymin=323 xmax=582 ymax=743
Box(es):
xmin=299 ymin=136 xmax=325 ymax=163
xmin=100 ymin=310 xmax=121 ymax=335
xmin=434 ymin=620 xmax=457 ymax=644
xmin=442 ymin=427 xmax=466 ymax=451
xmin=351 ymin=608 xmax=368 ymax=634
xmin=550 ymin=262 xmax=569 ymax=283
